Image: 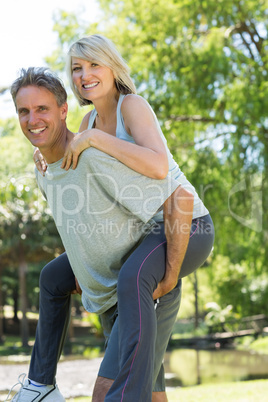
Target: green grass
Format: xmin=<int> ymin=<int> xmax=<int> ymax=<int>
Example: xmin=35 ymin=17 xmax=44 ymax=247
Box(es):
xmin=65 ymin=379 xmax=268 ymax=401
xmin=167 ymin=379 xmax=268 ymax=401
xmin=248 ymin=336 xmax=268 ymax=355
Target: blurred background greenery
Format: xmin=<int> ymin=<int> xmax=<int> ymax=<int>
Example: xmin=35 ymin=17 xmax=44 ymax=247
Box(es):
xmin=0 ymin=0 xmax=268 ymax=399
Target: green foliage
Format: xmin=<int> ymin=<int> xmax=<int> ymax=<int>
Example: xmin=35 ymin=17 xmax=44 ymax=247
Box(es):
xmin=1 ymin=0 xmax=268 ymax=320
xmin=204 ymin=302 xmax=240 ymax=332
xmin=249 ymin=336 xmax=268 ymax=354
xmin=66 ymin=102 xmax=93 ymax=133
xmin=82 ymin=312 xmax=103 ymax=337
xmin=0 ymin=119 xmax=64 ymax=326
xmin=207 ymin=255 xmax=268 ymax=315
xmin=0 ymin=119 xmax=33 ymax=185
xmin=82 ymin=346 xmax=101 ymax=359
xmin=0 ymin=336 xmax=34 ymax=357
xmin=41 ymin=0 xmax=268 ymax=317
xmin=45 ymin=9 xmax=99 ymax=74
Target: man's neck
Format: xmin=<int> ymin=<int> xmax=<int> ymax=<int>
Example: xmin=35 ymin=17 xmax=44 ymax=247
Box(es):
xmin=40 ymin=129 xmax=74 ymax=164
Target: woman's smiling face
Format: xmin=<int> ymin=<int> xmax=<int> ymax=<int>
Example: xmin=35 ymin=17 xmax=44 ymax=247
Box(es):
xmin=71 ymin=57 xmax=116 ymax=102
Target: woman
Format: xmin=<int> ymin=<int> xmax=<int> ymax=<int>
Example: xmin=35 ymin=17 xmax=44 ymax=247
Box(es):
xmin=34 ymin=35 xmax=214 ymax=402
xmin=61 ymin=36 xmax=169 ymax=180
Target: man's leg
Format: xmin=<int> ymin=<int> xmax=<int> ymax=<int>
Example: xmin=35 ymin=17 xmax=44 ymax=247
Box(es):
xmin=93 ymin=381 xmax=168 ymax=402
xmin=92 ymin=381 xmax=169 ymax=402
xmin=29 ymin=253 xmax=76 ymax=385
xmin=152 ymin=392 xmax=168 ymax=402
xmin=92 ymin=377 xmax=114 ymax=402
xmin=93 ymin=305 xmax=118 ymax=401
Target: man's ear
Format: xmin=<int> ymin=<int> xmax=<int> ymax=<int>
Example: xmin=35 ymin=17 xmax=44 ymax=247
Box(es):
xmin=61 ymin=102 xmax=68 ymax=120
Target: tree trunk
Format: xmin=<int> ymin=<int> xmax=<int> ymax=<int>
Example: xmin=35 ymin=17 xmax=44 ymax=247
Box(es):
xmin=263 ymin=142 xmax=268 ymax=268
xmin=18 ymin=246 xmax=29 ymax=347
xmin=0 ymin=266 xmax=4 ymax=344
xmin=194 ymin=271 xmax=199 ymax=329
xmin=13 ymin=286 xmax=19 ymax=322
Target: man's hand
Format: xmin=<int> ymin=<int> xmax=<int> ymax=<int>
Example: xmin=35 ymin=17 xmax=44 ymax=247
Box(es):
xmin=153 ymin=268 xmax=178 ymax=299
xmin=71 ymin=277 xmax=82 ymax=295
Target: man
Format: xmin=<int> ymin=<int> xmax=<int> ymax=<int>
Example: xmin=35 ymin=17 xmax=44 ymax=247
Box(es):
xmin=8 ymin=67 xmax=213 ymax=401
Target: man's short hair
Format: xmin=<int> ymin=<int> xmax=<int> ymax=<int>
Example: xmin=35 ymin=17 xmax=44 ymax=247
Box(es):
xmin=10 ymin=67 xmax=67 ymax=110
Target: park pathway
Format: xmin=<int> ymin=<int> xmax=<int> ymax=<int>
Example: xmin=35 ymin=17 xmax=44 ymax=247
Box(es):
xmin=0 ymin=358 xmax=102 ymax=400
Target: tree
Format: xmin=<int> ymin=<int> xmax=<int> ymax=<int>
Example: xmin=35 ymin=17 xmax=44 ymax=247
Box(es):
xmin=93 ymin=0 xmax=267 ymax=275
xmin=4 ymin=0 xmax=266 ymax=318
xmin=0 ymin=120 xmax=64 ymax=345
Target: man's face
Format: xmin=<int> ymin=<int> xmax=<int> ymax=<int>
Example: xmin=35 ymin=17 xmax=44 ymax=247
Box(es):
xmin=16 ymin=85 xmax=68 ymax=149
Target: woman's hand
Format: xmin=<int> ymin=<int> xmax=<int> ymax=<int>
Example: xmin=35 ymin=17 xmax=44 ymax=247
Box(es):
xmin=33 ymin=148 xmax=47 ymax=175
xmin=61 ymin=131 xmax=92 ymax=170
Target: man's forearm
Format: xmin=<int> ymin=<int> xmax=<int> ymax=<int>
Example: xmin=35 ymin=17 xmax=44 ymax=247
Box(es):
xmin=153 ymin=185 xmax=194 ymax=299
xmin=164 ymin=185 xmax=194 ymax=280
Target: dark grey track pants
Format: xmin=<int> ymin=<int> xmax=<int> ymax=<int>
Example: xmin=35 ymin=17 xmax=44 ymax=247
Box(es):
xmin=29 ymin=215 xmax=214 ymax=401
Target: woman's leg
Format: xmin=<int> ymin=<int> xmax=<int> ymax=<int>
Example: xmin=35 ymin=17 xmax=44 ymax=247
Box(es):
xmin=28 ymin=252 xmax=76 ymax=385
xmin=152 ymin=214 xmax=214 ymax=397
xmin=104 ymin=215 xmax=214 ymax=401
xmin=178 ymin=214 xmax=215 ymax=278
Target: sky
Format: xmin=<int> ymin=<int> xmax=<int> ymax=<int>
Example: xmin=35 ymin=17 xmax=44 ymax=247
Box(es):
xmin=0 ymin=0 xmax=100 ymax=118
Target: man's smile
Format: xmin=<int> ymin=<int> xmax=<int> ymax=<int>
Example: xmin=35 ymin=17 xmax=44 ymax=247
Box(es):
xmin=29 ymin=127 xmax=46 ymax=134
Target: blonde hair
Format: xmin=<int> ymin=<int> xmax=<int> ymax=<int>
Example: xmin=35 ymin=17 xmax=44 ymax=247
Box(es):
xmin=66 ymin=34 xmax=136 ymax=106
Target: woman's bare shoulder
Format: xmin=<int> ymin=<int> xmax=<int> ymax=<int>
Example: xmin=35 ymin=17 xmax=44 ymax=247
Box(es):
xmin=79 ymin=110 xmax=94 ymax=132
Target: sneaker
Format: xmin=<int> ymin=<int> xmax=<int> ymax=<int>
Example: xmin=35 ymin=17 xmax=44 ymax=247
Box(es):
xmin=5 ymin=373 xmax=65 ymax=401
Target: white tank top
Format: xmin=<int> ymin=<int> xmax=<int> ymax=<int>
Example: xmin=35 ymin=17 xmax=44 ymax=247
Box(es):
xmin=88 ymin=94 xmax=209 ymax=219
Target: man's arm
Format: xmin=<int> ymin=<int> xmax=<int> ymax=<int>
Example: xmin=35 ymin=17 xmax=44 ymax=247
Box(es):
xmin=153 ymin=186 xmax=194 ymax=300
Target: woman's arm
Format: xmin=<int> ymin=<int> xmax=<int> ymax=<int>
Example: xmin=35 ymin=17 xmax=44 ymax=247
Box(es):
xmin=61 ymin=95 xmax=169 ymax=179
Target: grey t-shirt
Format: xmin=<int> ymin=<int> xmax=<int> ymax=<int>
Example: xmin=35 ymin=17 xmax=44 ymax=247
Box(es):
xmin=36 ymin=148 xmax=179 ymax=314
